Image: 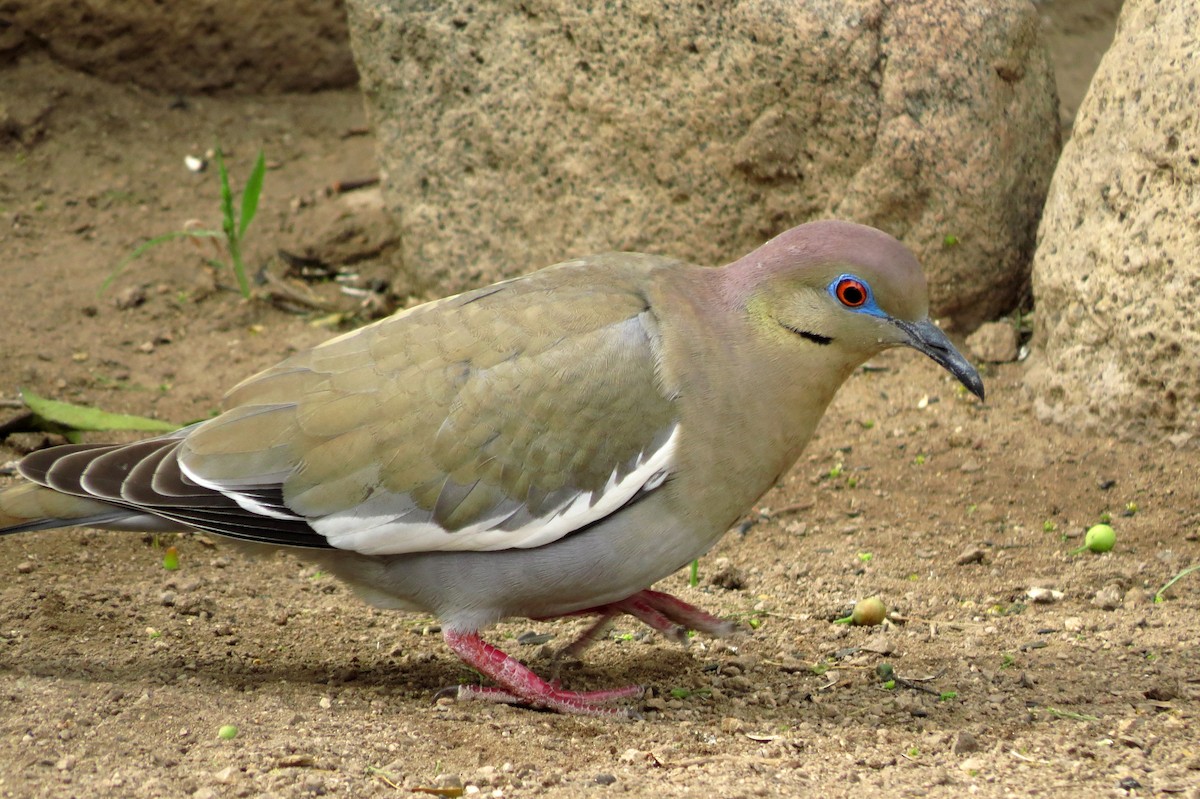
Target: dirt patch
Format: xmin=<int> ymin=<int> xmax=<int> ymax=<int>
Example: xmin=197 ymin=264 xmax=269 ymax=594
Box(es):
xmin=6 ymin=6 xmax=1200 ymax=798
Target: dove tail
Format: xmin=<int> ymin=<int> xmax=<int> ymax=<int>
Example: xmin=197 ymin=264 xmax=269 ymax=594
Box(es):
xmin=2 ymin=436 xmax=328 ymax=547
xmin=0 ymin=481 xmax=146 ymax=535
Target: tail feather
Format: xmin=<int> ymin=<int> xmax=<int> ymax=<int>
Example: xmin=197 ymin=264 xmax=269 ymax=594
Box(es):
xmin=0 ymin=482 xmax=142 ymax=534
xmin=1 ymin=436 xmax=330 ymax=548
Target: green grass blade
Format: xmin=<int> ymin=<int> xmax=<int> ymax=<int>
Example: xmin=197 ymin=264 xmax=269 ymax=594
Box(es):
xmin=1155 ymin=563 xmax=1200 ymax=602
xmin=214 ymin=147 xmax=236 ymax=241
xmin=238 ymin=151 xmax=266 ymax=239
xmin=21 ymin=389 xmax=178 ymax=433
xmin=227 ymin=237 xmax=251 ymax=298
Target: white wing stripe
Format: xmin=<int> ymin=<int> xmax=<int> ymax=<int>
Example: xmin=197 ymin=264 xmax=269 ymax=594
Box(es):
xmin=313 ymin=426 xmax=679 ymax=556
xmin=179 ymin=461 xmax=306 ymax=521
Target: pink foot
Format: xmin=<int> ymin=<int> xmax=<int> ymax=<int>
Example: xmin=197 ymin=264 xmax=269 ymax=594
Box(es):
xmin=443 ymin=629 xmax=643 ymax=717
xmin=556 ymin=588 xmax=737 ymax=660
xmin=444 ymin=590 xmax=734 ymax=716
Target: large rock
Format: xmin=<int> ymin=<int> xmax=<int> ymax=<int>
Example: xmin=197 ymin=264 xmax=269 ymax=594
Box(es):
xmin=1025 ymin=0 xmax=1200 ymax=445
xmin=348 ymin=0 xmax=1059 ymax=328
xmin=1 ymin=0 xmax=357 ymax=94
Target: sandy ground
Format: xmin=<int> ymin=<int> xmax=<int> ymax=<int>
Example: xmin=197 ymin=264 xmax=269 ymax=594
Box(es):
xmin=5 ymin=4 xmax=1200 ymax=797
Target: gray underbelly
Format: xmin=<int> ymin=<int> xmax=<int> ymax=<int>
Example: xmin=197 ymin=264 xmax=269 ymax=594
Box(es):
xmin=301 ymin=496 xmax=721 ymax=629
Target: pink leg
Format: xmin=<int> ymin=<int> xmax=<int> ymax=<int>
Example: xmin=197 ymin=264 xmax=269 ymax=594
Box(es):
xmin=556 ymin=588 xmax=737 ymax=660
xmin=555 ymin=610 xmax=622 ymax=661
xmin=634 ymin=589 xmax=738 ymax=638
xmin=444 ymin=629 xmax=642 ymax=717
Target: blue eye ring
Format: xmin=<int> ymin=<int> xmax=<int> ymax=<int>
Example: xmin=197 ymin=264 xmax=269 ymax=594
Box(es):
xmin=827 ymin=274 xmax=887 ymax=318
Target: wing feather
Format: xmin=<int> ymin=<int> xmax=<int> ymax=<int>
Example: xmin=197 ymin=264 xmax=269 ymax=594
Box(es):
xmin=15 ymin=254 xmax=683 ymax=555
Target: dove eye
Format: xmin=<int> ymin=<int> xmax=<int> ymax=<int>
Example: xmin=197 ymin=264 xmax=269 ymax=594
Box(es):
xmin=834 ymin=277 xmax=869 ymax=308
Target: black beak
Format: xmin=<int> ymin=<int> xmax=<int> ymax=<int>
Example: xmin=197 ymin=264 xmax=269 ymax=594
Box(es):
xmin=893 ymin=318 xmax=985 ymax=401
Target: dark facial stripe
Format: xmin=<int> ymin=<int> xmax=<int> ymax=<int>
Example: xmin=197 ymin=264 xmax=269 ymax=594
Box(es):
xmin=781 ymin=323 xmax=832 ymax=345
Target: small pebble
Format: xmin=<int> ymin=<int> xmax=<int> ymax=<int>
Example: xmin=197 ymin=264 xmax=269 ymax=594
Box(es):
xmin=952 ymin=731 xmax=979 ymax=754
xmin=113 ymin=285 xmax=147 ymax=310
xmin=1092 ymin=584 xmax=1123 ymax=610
xmin=720 ymin=716 xmax=746 ymax=734
xmin=594 ymin=774 xmax=617 ymax=786
xmin=861 ymin=634 xmax=894 ymax=655
xmin=619 ymin=749 xmax=648 ymax=763
xmin=1123 ymin=587 xmax=1149 ymax=606
xmin=959 ymin=756 xmax=985 ymax=773
xmin=955 ymin=547 xmax=986 ymax=566
xmin=473 ymin=766 xmax=499 ymax=786
xmin=1027 ymin=587 xmax=1064 ymax=604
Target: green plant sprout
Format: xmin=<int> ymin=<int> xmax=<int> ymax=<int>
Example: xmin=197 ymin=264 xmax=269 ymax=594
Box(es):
xmin=1155 ymin=563 xmax=1199 ymax=603
xmin=106 ymin=148 xmax=266 ymax=299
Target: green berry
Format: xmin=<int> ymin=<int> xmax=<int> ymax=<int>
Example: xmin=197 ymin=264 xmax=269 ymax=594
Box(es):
xmin=1084 ymin=524 xmax=1116 ymax=553
xmin=851 ymin=596 xmax=887 ymax=626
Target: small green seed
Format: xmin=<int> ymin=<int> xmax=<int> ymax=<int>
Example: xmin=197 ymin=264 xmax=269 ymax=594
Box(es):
xmin=217 ymin=725 xmax=238 ymax=740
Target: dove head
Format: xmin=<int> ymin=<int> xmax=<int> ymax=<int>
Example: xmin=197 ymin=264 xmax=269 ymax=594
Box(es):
xmin=723 ymin=220 xmax=984 ymax=400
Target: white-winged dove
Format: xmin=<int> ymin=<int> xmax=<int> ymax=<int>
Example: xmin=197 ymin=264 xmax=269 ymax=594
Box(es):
xmin=0 ymin=220 xmax=983 ymax=716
